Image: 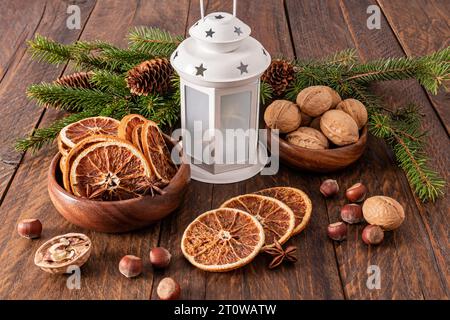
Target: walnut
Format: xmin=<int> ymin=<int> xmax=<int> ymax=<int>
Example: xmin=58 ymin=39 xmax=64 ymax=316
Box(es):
xmin=264 ymin=100 xmax=301 ymax=133
xmin=320 ymin=110 xmax=359 ymax=146
xmin=286 ymin=127 xmax=329 ymax=150
xmin=34 ymin=233 xmax=92 ymax=274
xmin=296 ymin=85 xmax=333 ymax=117
xmin=362 ymin=196 xmax=405 ymax=230
xmin=336 ymin=99 xmax=368 ymax=129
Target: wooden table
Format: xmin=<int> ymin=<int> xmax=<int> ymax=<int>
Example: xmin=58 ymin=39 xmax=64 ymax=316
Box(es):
xmin=0 ymin=0 xmax=448 ymax=300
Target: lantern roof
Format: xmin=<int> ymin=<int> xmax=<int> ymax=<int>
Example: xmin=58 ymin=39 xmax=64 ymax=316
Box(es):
xmin=189 ymin=12 xmax=251 ymax=44
xmin=170 ymin=12 xmax=271 ymax=85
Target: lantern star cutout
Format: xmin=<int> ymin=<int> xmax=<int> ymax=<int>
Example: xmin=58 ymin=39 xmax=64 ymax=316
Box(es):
xmin=215 ymin=15 xmax=225 ymax=19
xmin=234 ymin=26 xmax=243 ymax=36
xmin=173 ymin=51 xmax=179 ymax=59
xmin=205 ymin=28 xmax=215 ymax=38
xmin=195 ymin=63 xmax=207 ymax=76
xmin=237 ymin=62 xmax=249 ymax=75
xmin=262 ymin=48 xmax=267 ymax=56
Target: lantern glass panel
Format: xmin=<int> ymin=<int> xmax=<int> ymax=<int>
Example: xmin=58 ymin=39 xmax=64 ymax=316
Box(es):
xmin=185 ymin=85 xmax=210 ymax=162
xmin=219 ymin=91 xmax=252 ymax=164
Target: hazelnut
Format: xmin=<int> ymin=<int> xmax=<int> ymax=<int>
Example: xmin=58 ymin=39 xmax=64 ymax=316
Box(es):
xmin=320 ymin=179 xmax=339 ymax=197
xmin=119 ymin=255 xmax=143 ymax=278
xmin=157 ymin=277 xmax=181 ymax=300
xmin=286 ymin=127 xmax=329 ymax=150
xmin=336 ymin=99 xmax=368 ymax=129
xmin=300 ymin=112 xmax=313 ymax=126
xmin=327 ymin=222 xmax=347 ymax=241
xmin=362 ymin=225 xmax=384 ymax=245
xmin=320 ymin=110 xmax=359 ymax=146
xmin=345 ymin=182 xmax=367 ymax=202
xmin=264 ymin=100 xmax=301 ymax=133
xmin=340 ymin=204 xmax=364 ymax=224
xmin=362 ymin=196 xmax=405 ymax=230
xmin=150 ymin=247 xmax=171 ymax=269
xmin=309 ymin=116 xmax=321 ymax=131
xmin=17 ymin=218 xmax=42 ymax=239
xmin=296 ymin=86 xmax=334 ymax=117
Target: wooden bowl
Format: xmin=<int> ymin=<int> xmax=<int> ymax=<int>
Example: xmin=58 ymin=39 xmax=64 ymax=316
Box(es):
xmin=267 ymin=126 xmax=368 ymax=173
xmin=48 ymin=136 xmax=191 ymax=233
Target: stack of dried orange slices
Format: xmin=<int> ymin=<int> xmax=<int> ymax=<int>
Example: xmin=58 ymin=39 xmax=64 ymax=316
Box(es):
xmin=181 ymin=187 xmax=312 ymax=272
xmin=57 ymin=114 xmax=178 ymax=201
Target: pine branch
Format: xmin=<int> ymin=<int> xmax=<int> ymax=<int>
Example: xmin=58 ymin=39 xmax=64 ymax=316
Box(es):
xmin=134 ymin=94 xmax=179 ymax=127
xmin=260 ymin=80 xmax=273 ymax=105
xmin=322 ymin=48 xmax=359 ymax=66
xmin=90 ymin=70 xmax=129 ymax=96
xmin=369 ymin=109 xmax=445 ymax=202
xmin=128 ymin=27 xmax=183 ymax=57
xmin=345 ymin=47 xmax=450 ymax=94
xmin=27 ymin=83 xmax=117 ymax=112
xmin=27 ymin=34 xmax=73 ymax=65
xmin=72 ymin=41 xmax=153 ymax=71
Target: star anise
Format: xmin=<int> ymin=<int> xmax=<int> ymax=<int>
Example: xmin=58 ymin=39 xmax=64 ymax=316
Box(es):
xmin=264 ymin=240 xmax=298 ymax=269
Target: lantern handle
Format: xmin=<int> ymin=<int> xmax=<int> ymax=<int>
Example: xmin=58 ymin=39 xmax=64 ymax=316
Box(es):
xmin=200 ymin=0 xmax=237 ymax=19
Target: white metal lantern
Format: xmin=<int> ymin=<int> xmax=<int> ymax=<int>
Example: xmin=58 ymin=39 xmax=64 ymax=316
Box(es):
xmin=170 ymin=0 xmax=271 ymax=184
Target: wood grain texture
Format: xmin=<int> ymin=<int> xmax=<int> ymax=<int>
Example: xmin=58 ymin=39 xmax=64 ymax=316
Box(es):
xmin=340 ymin=0 xmax=450 ymax=299
xmin=286 ymin=0 xmax=449 ymax=299
xmin=0 ymin=0 xmax=448 ymax=300
xmin=0 ymin=0 xmax=96 ymax=202
xmin=377 ymin=0 xmax=450 ymax=134
xmin=0 ymin=0 xmax=191 ymax=299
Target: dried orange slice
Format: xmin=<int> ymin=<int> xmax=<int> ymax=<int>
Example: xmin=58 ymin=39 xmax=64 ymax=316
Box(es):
xmin=60 ymin=155 xmax=67 ymax=174
xmin=131 ymin=123 xmax=144 ymax=153
xmin=255 ymin=187 xmax=312 ymax=235
xmin=62 ymin=135 xmax=119 ymax=192
xmin=57 ymin=135 xmax=70 ymax=156
xmin=181 ymin=208 xmax=265 ymax=272
xmin=220 ymin=194 xmax=295 ymax=248
xmin=69 ymin=139 xmax=152 ymax=201
xmin=59 ymin=116 xmax=120 ymax=148
xmin=141 ymin=121 xmax=177 ymax=183
xmin=118 ymin=114 xmax=148 ymax=142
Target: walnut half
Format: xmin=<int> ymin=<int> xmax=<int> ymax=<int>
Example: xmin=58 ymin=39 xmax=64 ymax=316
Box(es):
xmin=34 ymin=233 xmax=92 ymax=274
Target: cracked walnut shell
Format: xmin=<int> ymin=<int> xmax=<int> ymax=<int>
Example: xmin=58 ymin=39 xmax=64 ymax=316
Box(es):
xmin=286 ymin=127 xmax=329 ymax=150
xmin=337 ymin=99 xmax=368 ymax=129
xmin=34 ymin=233 xmax=92 ymax=274
xmin=362 ymin=196 xmax=405 ymax=230
xmin=264 ymin=100 xmax=301 ymax=133
xmin=320 ymin=110 xmax=359 ymax=146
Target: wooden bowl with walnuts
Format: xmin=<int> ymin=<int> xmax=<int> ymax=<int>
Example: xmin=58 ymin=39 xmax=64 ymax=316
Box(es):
xmin=265 ymin=86 xmax=368 ymax=173
xmin=48 ymin=134 xmax=191 ymax=233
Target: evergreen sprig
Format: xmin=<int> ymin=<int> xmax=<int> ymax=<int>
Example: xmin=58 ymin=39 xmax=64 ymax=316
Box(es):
xmin=369 ymin=111 xmax=445 ymax=201
xmin=27 ymin=83 xmax=117 ymax=112
xmin=128 ymin=27 xmax=183 ymax=57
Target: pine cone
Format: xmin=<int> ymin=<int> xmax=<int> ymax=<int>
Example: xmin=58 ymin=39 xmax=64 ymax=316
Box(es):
xmin=55 ymin=71 xmax=93 ymax=89
xmin=261 ymin=59 xmax=295 ymax=97
xmin=126 ymin=58 xmax=174 ymax=96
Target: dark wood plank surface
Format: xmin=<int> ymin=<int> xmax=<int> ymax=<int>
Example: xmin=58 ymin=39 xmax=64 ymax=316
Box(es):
xmin=378 ymin=0 xmax=450 ymax=134
xmin=0 ymin=0 xmax=448 ymax=300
